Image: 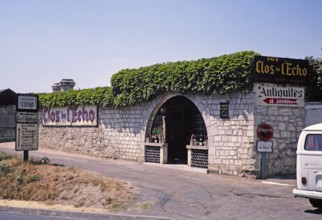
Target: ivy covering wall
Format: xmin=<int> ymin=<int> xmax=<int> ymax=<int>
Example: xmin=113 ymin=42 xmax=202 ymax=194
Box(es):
xmin=39 ymin=51 xmax=259 ymax=107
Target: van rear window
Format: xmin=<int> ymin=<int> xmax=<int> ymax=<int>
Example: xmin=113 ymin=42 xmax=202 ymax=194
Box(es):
xmin=305 ymin=134 xmax=322 ymax=151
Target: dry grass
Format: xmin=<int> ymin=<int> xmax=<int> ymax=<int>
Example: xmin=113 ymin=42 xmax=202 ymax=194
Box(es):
xmin=0 ymin=151 xmax=135 ymax=211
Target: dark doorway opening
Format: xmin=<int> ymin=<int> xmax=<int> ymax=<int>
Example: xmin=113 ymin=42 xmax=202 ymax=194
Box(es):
xmin=150 ymin=96 xmax=207 ymax=164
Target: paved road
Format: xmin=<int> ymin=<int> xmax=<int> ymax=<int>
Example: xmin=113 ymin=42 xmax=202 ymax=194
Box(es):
xmin=1 ymin=142 xmax=322 ymax=220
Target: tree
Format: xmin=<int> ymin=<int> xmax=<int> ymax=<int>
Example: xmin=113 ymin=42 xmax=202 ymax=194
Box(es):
xmin=306 ymin=48 xmax=322 ymax=101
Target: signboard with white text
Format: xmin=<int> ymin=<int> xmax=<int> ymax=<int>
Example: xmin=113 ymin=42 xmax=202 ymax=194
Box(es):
xmin=16 ymin=112 xmax=38 ymax=123
xmin=16 ymin=94 xmax=38 ymax=111
xmin=257 ymin=141 xmax=273 ymax=153
xmin=255 ymin=83 xmax=304 ymax=107
xmin=15 ymin=123 xmax=38 ymax=151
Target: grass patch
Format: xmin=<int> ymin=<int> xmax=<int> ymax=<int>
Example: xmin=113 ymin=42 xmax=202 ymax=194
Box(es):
xmin=136 ymin=201 xmax=153 ymax=210
xmin=0 ymin=152 xmax=136 ymax=211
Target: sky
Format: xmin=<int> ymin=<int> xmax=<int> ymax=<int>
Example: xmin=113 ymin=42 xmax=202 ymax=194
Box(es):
xmin=0 ymin=0 xmax=321 ymax=93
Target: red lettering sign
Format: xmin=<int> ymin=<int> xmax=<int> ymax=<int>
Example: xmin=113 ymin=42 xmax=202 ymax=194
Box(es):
xmin=42 ymin=106 xmax=97 ymax=126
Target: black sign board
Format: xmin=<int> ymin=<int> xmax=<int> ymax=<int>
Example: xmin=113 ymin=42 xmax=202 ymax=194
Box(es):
xmin=220 ymin=101 xmax=229 ymax=119
xmin=16 ymin=112 xmax=38 ymax=123
xmin=253 ymin=56 xmax=309 ymax=85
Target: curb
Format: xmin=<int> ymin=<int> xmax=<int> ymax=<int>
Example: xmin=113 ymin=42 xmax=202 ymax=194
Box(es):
xmin=0 ymin=206 xmax=171 ymax=220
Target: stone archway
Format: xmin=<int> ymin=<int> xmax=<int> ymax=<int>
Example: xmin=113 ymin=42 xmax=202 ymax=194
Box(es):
xmin=147 ymin=95 xmax=207 ymax=164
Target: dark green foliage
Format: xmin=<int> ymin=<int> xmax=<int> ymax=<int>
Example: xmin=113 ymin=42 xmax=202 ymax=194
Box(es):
xmin=306 ymin=56 xmax=322 ymax=101
xmin=39 ymin=51 xmax=259 ymax=107
xmin=110 ymin=51 xmax=259 ymax=106
xmin=39 ymin=87 xmax=114 ymax=107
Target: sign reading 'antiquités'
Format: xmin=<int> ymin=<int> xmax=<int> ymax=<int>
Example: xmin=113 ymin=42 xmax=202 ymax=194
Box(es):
xmin=255 ymin=83 xmax=304 ymax=107
xmin=253 ymin=56 xmax=309 ymax=85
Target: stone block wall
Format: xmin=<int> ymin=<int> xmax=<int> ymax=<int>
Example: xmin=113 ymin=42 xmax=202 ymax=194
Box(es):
xmin=99 ymin=106 xmax=152 ymax=161
xmin=39 ymin=105 xmax=152 ymax=160
xmin=39 ymin=91 xmax=303 ymax=178
xmin=0 ymin=105 xmax=16 ymax=142
xmin=189 ymin=92 xmax=256 ymax=177
xmin=254 ymin=105 xmax=305 ymax=176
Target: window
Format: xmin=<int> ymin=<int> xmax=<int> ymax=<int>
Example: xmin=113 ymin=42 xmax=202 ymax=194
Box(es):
xmin=304 ymin=134 xmax=322 ymax=151
xmin=193 ymin=108 xmax=207 ymax=142
xmin=150 ymin=110 xmax=164 ymax=143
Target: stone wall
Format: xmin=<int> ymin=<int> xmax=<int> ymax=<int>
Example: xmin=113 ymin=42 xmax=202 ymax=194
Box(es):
xmin=0 ymin=105 xmax=16 ymax=142
xmin=39 ymin=104 xmax=152 ymax=160
xmin=39 ymin=91 xmax=305 ymax=178
xmin=39 ymin=92 xmax=258 ymax=176
xmin=192 ymin=92 xmax=256 ymax=177
xmin=254 ymin=105 xmax=305 ymax=177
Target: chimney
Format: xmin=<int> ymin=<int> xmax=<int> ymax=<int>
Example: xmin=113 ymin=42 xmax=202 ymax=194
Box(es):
xmin=52 ymin=79 xmax=76 ymax=92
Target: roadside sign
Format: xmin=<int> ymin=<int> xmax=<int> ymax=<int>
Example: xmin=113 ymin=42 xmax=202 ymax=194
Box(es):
xmin=257 ymin=141 xmax=273 ymax=153
xmin=255 ymin=83 xmax=304 ymax=107
xmin=16 ymin=112 xmax=38 ymax=123
xmin=16 ymin=123 xmax=38 ymax=151
xmin=15 ymin=93 xmax=39 ymax=160
xmin=16 ymin=94 xmax=38 ymax=111
xmin=257 ymin=123 xmax=274 ymax=141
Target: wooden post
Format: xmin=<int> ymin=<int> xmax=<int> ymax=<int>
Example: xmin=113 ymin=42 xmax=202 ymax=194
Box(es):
xmin=23 ymin=150 xmax=29 ymax=162
xmin=261 ymin=152 xmax=268 ymax=179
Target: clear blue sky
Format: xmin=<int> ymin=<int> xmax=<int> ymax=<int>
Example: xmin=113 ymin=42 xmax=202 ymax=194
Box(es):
xmin=0 ymin=0 xmax=321 ymax=93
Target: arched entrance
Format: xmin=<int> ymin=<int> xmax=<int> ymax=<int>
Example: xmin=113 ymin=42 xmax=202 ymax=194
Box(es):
xmin=149 ymin=96 xmax=207 ymax=164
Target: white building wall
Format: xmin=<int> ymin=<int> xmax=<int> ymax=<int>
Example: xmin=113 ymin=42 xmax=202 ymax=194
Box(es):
xmin=305 ymin=102 xmax=322 ymax=127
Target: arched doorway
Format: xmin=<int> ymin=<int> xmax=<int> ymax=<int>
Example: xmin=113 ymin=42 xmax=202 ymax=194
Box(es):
xmin=149 ymin=96 xmax=207 ymax=164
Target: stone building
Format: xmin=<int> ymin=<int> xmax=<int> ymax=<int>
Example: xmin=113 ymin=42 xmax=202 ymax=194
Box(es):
xmin=52 ymin=79 xmax=75 ymax=92
xmin=38 ymin=55 xmax=309 ymax=179
xmin=39 ymin=88 xmax=305 ymax=178
xmin=0 ymin=89 xmax=16 ymax=142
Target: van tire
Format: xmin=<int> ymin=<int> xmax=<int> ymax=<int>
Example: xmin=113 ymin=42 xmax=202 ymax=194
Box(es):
xmin=309 ymin=198 xmax=322 ymax=209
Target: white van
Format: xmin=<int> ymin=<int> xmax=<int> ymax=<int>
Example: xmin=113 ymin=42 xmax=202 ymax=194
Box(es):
xmin=293 ymin=123 xmax=322 ymax=209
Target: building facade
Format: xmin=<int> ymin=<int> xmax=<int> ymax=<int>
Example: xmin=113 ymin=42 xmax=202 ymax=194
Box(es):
xmin=39 ymin=88 xmax=305 ymax=178
xmin=0 ymin=89 xmax=16 ymax=142
xmin=38 ymin=55 xmax=310 ymax=178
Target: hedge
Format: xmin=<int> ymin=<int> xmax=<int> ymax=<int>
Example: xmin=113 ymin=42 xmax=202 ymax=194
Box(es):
xmin=39 ymin=51 xmax=260 ymax=107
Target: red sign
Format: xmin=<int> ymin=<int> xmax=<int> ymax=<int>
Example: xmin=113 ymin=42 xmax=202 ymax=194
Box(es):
xmin=257 ymin=124 xmax=274 ymax=141
xmin=263 ymin=98 xmax=297 ymax=105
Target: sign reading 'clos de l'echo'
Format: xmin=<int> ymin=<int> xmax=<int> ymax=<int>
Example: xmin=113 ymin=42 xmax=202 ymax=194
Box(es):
xmin=253 ymin=56 xmax=309 ymax=85
xmin=42 ymin=106 xmax=97 ymax=126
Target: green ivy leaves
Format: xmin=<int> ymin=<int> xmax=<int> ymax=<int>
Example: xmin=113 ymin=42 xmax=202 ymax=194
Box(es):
xmin=39 ymin=51 xmax=259 ymax=107
xmin=38 ymin=87 xmax=114 ymax=107
xmin=111 ymin=51 xmax=259 ymax=105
